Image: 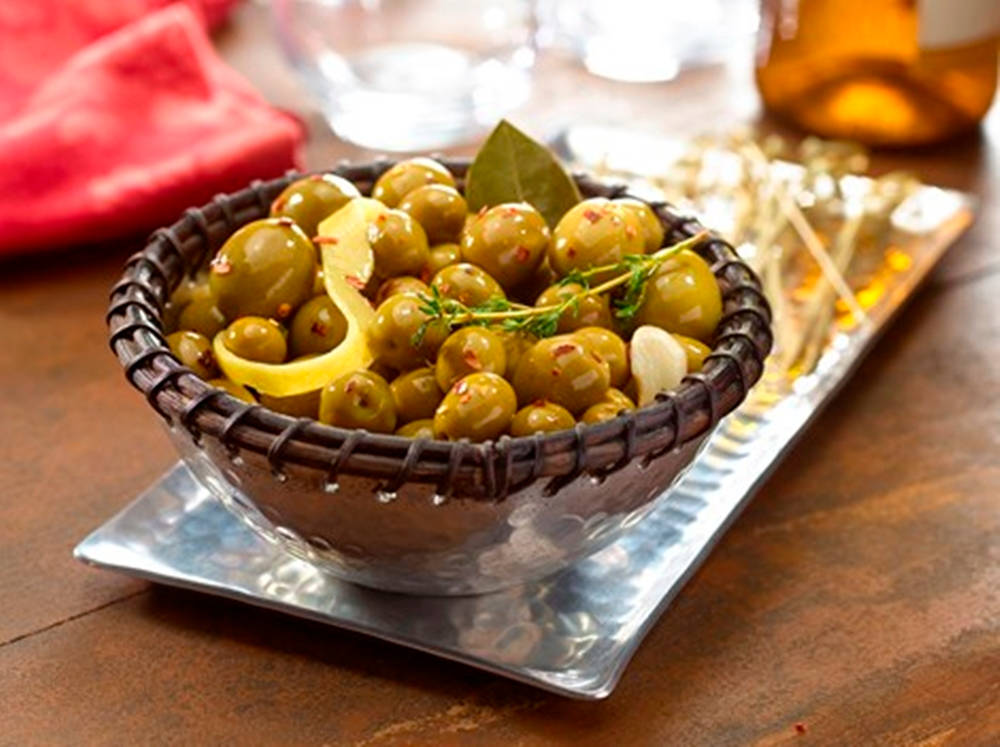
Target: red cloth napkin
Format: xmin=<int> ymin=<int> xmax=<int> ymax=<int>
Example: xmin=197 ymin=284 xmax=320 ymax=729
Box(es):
xmin=0 ymin=2 xmax=303 ymax=256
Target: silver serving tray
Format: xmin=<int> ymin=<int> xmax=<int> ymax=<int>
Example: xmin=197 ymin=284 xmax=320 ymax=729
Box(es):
xmin=75 ymin=158 xmax=972 ymax=699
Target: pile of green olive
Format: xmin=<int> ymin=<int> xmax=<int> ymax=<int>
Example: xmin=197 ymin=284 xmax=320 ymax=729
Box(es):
xmin=164 ymin=158 xmax=723 ymax=441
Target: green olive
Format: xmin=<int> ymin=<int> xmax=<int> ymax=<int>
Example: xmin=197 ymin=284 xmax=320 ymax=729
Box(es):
xmin=312 ymin=266 xmax=326 ymax=296
xmin=581 ymin=402 xmax=623 ymax=425
xmin=573 ymin=326 xmax=629 ymax=388
xmin=535 ymin=282 xmax=613 ymax=333
xmin=270 ymin=174 xmax=360 ymax=238
xmin=389 ymin=367 xmax=443 ymax=423
xmin=169 ymin=275 xmax=214 ymax=309
xmin=511 ymin=258 xmax=557 ymax=305
xmin=396 ymin=419 xmax=436 ymax=439
xmin=423 ymin=243 xmax=462 ymax=279
xmin=549 ymin=198 xmax=644 ymax=278
xmin=430 ymin=263 xmax=506 ymax=307
xmin=166 ymin=331 xmax=218 ymax=379
xmin=222 ymin=316 xmax=288 ymax=363
xmin=176 ymin=298 xmax=227 ymax=339
xmin=434 ymin=327 xmax=507 ymax=392
xmin=512 ymin=335 xmax=611 ymax=414
xmin=635 ymin=249 xmax=722 ymax=342
xmin=492 ymin=328 xmax=537 ymax=379
xmin=369 ymin=208 xmax=430 ymax=279
xmin=374 ymin=276 xmax=429 ymax=306
xmin=288 ymin=295 xmax=348 ymax=358
xmin=460 ymin=203 xmax=549 ymax=289
xmin=319 ymin=370 xmax=396 ymax=433
xmin=209 ymin=218 xmax=316 ymax=320
xmin=372 ymin=157 xmax=456 ymax=207
xmin=509 ymin=401 xmax=575 ymax=437
xmin=208 ymin=377 xmax=256 ymax=403
xmin=399 ymin=184 xmax=467 ymax=244
xmin=433 ymin=372 xmax=516 ymax=441
xmin=368 ymin=293 xmax=449 ymax=370
xmin=673 ymin=334 xmax=711 ymax=372
xmin=259 ymin=389 xmax=321 ymax=419
xmin=600 ymin=387 xmax=635 ymax=411
xmin=614 ymin=198 xmax=664 ymax=253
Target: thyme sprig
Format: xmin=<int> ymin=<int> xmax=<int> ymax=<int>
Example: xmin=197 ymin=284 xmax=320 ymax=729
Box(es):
xmin=413 ymin=231 xmax=708 ymax=343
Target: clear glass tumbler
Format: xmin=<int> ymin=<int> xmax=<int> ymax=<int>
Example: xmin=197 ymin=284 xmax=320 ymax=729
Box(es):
xmin=272 ymin=0 xmax=536 ymax=151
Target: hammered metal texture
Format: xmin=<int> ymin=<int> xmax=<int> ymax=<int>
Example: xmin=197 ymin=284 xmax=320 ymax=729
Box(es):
xmin=172 ymin=428 xmax=707 ymax=595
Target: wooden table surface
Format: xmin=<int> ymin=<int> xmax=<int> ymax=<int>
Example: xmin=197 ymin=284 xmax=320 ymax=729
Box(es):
xmin=2 ymin=5 xmax=998 ymax=745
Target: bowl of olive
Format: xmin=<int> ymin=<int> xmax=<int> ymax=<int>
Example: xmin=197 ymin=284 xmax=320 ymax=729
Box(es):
xmin=108 ymin=125 xmax=771 ymax=595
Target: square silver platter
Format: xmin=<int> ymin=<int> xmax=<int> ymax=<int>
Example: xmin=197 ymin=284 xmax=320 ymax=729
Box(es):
xmin=76 ymin=132 xmax=974 ymax=699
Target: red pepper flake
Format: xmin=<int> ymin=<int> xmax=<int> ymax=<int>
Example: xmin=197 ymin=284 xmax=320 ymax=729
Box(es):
xmin=553 ymin=342 xmax=577 ymax=357
xmin=276 ymin=216 xmax=296 ymax=227
xmin=197 ymin=350 xmax=215 ymax=369
xmin=313 ymin=235 xmax=339 ymax=245
xmin=459 ymin=392 xmax=473 ymax=404
xmin=567 ymin=247 xmax=577 ymax=258
xmin=346 ymin=275 xmax=366 ymax=290
xmin=377 ymin=213 xmax=387 ymax=222
xmin=271 ymin=197 xmax=286 ymax=213
xmin=505 ymin=206 xmax=519 ymax=217
xmin=276 ymin=303 xmax=293 ymax=319
xmin=550 ymin=367 xmax=561 ymax=377
xmin=794 ymin=723 xmax=807 ymax=734
xmin=438 ymin=282 xmax=452 ymax=295
xmin=210 ymin=257 xmax=232 ymax=275
xmin=310 ymin=321 xmax=328 ymax=336
xmin=532 ymin=399 xmax=547 ymax=407
xmin=625 ymin=224 xmax=637 ymax=239
xmin=610 ymin=214 xmax=622 ymax=227
xmin=583 ymin=209 xmax=601 ymax=223
xmin=514 ymin=245 xmax=531 ymax=263
xmin=345 ymin=380 xmax=357 ymax=394
xmin=309 ymin=174 xmax=323 ymax=181
xmin=454 ymin=380 xmax=469 ymax=396
xmin=477 ymin=205 xmax=489 ymax=218
xmin=463 ymin=349 xmax=483 ymax=370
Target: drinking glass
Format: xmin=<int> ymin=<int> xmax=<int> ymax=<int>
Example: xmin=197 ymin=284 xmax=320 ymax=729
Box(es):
xmin=272 ymin=0 xmax=537 ymax=151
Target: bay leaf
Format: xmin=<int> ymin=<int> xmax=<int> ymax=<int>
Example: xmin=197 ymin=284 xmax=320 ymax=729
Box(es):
xmin=465 ymin=120 xmax=581 ymax=227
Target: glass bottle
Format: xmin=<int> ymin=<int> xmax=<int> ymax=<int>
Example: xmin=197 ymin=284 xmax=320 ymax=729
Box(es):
xmin=755 ymin=0 xmax=1000 ymax=146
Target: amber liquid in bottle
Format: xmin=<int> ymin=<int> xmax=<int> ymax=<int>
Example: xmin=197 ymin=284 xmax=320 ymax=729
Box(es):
xmin=756 ymin=0 xmax=999 ymax=146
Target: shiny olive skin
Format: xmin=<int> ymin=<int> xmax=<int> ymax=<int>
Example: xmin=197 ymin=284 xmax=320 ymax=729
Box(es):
xmin=614 ymin=197 xmax=665 ymax=253
xmin=509 ymin=401 xmax=575 ymax=437
xmin=389 ymin=367 xmax=443 ymax=423
xmin=270 ymin=174 xmax=360 ymax=238
xmin=461 ymin=203 xmax=549 ymax=289
xmin=493 ymin=328 xmax=536 ymax=379
xmin=573 ymin=326 xmax=629 ymax=388
xmin=374 ymin=276 xmax=429 ymax=306
xmin=581 ymin=401 xmax=623 ymax=425
xmin=222 ymin=316 xmax=288 ymax=363
xmin=430 ymin=263 xmax=506 ymax=306
xmin=433 ymin=372 xmax=517 ymax=441
xmin=169 ymin=275 xmax=214 ymax=309
xmin=372 ymin=157 xmax=456 ymax=208
xmin=319 ymin=370 xmax=396 ymax=433
xmin=512 ymin=335 xmax=611 ymax=414
xmin=288 ymin=295 xmax=348 ymax=358
xmin=259 ymin=389 xmax=321 ymax=419
xmin=635 ymin=249 xmax=722 ymax=342
xmin=312 ymin=266 xmax=326 ymax=296
xmin=673 ymin=334 xmax=711 ymax=372
xmin=549 ymin=198 xmax=645 ymax=277
xmin=399 ymin=184 xmax=467 ymax=244
xmin=423 ymin=243 xmax=461 ymax=279
xmin=209 ymin=218 xmax=316 ymax=320
xmin=177 ymin=298 xmax=227 ymax=339
xmin=166 ymin=331 xmax=218 ymax=379
xmin=368 ymin=293 xmax=449 ymax=370
xmin=396 ymin=419 xmax=435 ymax=439
xmin=434 ymin=327 xmax=507 ymax=392
xmin=208 ymin=377 xmax=255 ymax=403
xmin=600 ymin=387 xmax=635 ymax=411
xmin=369 ymin=208 xmax=430 ymax=279
xmin=535 ymin=282 xmax=613 ymax=333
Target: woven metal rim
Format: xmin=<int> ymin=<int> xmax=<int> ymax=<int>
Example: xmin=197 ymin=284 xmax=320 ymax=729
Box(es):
xmin=107 ymin=158 xmax=773 ymax=500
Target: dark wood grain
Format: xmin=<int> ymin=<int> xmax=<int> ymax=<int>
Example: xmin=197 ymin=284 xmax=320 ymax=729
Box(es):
xmin=1 ymin=3 xmax=998 ymax=744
